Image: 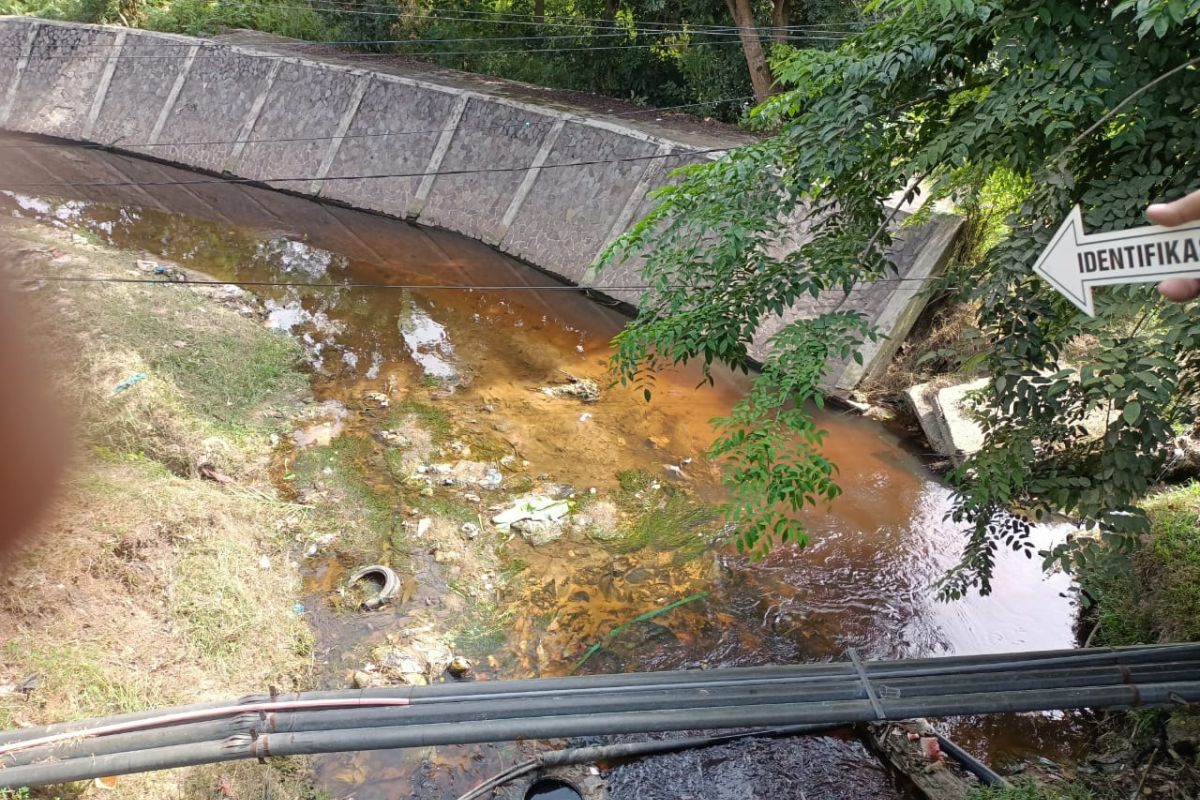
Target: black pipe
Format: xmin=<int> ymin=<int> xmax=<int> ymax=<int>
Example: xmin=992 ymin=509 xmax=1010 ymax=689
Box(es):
xmin=933 ymin=731 xmax=1009 ymax=787
xmin=2 ymin=679 xmax=1197 ymax=788
xmin=3 ymin=658 xmax=1197 ymax=769
xmin=2 ymin=643 xmax=1194 ymax=747
xmin=5 ymin=659 xmax=1196 ymax=770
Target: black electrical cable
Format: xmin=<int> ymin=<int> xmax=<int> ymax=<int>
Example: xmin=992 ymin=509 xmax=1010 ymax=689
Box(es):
xmin=0 ymin=94 xmax=758 ymax=151
xmin=0 ymin=146 xmax=731 ymax=190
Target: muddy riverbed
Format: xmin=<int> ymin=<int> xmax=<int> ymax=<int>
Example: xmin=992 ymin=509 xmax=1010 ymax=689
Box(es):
xmin=0 ymin=134 xmax=1088 ymax=799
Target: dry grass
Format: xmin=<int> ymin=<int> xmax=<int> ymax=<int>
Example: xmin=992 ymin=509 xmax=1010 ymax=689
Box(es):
xmin=0 ymin=224 xmax=320 ymax=799
xmin=862 ymin=297 xmax=987 ymax=403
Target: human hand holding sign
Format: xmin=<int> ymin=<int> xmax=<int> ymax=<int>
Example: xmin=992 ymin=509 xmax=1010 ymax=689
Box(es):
xmin=1151 ymin=189 xmax=1200 ymax=302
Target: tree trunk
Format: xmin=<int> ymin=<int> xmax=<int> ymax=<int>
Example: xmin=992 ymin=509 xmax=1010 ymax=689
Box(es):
xmin=534 ymin=0 xmax=544 ymax=24
xmin=724 ymin=0 xmax=774 ymax=102
xmin=771 ymin=0 xmax=789 ymax=45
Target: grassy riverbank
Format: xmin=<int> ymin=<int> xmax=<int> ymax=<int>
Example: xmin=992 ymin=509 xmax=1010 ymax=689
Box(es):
xmin=1082 ymin=482 xmax=1200 ymax=648
xmin=0 ymin=224 xmax=319 ymax=798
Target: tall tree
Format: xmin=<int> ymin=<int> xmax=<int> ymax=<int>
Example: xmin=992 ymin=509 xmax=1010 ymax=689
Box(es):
xmin=603 ymin=0 xmax=1200 ymax=593
xmin=724 ymin=0 xmax=775 ymax=101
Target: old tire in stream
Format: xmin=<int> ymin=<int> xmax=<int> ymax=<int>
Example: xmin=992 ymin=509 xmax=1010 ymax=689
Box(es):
xmin=347 ymin=565 xmax=400 ymax=610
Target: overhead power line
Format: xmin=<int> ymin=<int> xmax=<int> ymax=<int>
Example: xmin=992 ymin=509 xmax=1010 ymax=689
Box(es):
xmin=11 ymin=28 xmax=849 ymax=47
xmin=0 ymin=95 xmax=757 ymax=152
xmin=262 ymin=1 xmax=867 ymax=36
xmin=10 ymin=38 xmax=783 ymax=59
xmin=0 ymin=146 xmax=732 ymax=189
xmin=0 ymin=274 xmax=944 ymax=291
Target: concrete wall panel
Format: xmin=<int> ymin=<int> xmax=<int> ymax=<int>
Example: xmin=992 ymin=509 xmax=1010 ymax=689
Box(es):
xmin=318 ymin=78 xmax=457 ymax=218
xmin=90 ymin=30 xmax=190 ymax=148
xmin=419 ymin=97 xmax=554 ymax=241
xmin=0 ymin=18 xmax=35 ymax=123
xmin=7 ymin=23 xmax=118 ymax=138
xmin=500 ymin=122 xmax=657 ymax=282
xmin=155 ymin=46 xmax=275 ymax=173
xmin=584 ymin=152 xmax=701 ymax=304
xmin=234 ymin=60 xmax=362 ymax=185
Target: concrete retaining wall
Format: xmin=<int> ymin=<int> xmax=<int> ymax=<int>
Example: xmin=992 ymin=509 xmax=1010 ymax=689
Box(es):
xmin=0 ymin=16 xmax=961 ymax=390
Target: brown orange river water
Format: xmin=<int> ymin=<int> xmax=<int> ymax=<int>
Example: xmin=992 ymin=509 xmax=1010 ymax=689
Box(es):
xmin=0 ymin=136 xmax=1092 ymax=799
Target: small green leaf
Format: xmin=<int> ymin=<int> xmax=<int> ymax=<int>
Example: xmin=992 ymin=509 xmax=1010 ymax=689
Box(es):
xmin=1122 ymin=401 xmax=1142 ymax=426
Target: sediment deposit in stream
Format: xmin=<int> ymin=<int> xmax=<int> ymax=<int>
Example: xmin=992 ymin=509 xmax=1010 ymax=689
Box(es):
xmin=0 ymin=135 xmax=1086 ymax=800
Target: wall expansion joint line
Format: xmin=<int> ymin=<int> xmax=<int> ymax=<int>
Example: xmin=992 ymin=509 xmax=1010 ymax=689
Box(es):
xmin=406 ymin=92 xmax=469 ymax=219
xmin=226 ymin=59 xmax=282 ymax=171
xmin=590 ymin=141 xmax=673 ymax=271
xmin=493 ymin=117 xmax=566 ymax=245
xmin=147 ymin=44 xmax=198 ymax=146
xmin=82 ymin=29 xmax=126 ymax=141
xmin=309 ymin=73 xmax=370 ymax=196
xmin=0 ymin=23 xmax=40 ymax=128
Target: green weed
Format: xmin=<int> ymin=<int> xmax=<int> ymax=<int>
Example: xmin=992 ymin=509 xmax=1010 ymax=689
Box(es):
xmin=291 ymin=437 xmax=403 ymax=565
xmin=1081 ymin=481 xmax=1200 ymax=646
xmin=386 ymin=401 xmax=453 ymax=444
xmin=968 ymin=779 xmax=1094 ymax=800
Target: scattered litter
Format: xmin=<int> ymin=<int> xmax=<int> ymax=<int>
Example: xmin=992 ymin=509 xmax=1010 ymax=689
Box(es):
xmin=663 ymin=464 xmax=688 ymax=480
xmin=198 ymin=464 xmax=234 ymax=485
xmin=461 ymin=522 xmax=479 ymax=538
xmin=479 ymin=467 xmax=503 ymax=490
xmin=93 ymin=776 xmax=119 ymax=790
xmin=304 ymin=532 xmax=336 ymax=557
xmin=448 ymin=656 xmax=472 ymax=679
xmin=292 ymin=602 xmax=306 ymax=615
xmin=416 ymin=518 xmax=432 ymax=538
xmin=364 ymin=391 xmax=390 ymax=408
xmin=111 ymin=372 xmax=146 ymax=395
xmin=492 ymin=495 xmax=572 ymax=532
xmin=540 ymin=374 xmax=600 ymax=403
xmin=377 ymin=429 xmax=411 ymax=447
xmin=347 ymin=564 xmax=401 ymax=610
xmin=579 ymin=412 xmax=592 ymax=422
xmin=543 ymin=483 xmax=576 ymax=500
xmin=258 ymin=555 xmax=271 ymax=570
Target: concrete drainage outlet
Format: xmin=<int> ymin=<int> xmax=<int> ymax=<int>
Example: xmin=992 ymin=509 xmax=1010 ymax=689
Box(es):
xmin=506 ymin=765 xmax=603 ymax=800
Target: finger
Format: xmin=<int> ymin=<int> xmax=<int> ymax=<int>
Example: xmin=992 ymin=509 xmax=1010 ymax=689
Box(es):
xmin=1147 ymin=188 xmax=1200 ymax=227
xmin=1158 ymin=277 xmax=1200 ymax=302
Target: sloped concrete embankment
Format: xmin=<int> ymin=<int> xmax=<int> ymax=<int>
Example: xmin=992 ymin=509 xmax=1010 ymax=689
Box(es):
xmin=0 ymin=16 xmax=959 ymax=390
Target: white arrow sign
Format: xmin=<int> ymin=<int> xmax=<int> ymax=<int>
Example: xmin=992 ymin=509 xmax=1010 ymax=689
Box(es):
xmin=1033 ymin=205 xmax=1200 ymax=316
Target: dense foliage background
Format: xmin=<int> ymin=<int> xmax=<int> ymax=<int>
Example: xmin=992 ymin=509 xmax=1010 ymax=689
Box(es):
xmin=0 ymin=0 xmax=861 ymax=121
xmin=605 ymin=0 xmax=1200 ymax=595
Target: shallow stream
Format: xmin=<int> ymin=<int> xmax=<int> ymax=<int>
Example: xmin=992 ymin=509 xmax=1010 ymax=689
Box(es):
xmin=0 ymin=135 xmax=1089 ymax=799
